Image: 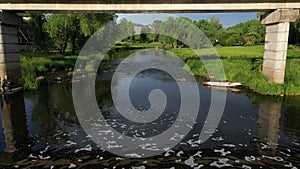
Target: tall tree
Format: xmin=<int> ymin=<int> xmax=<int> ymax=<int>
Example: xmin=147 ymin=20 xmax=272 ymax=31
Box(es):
xmin=219 ymin=19 xmax=265 ymax=46
xmin=118 ymin=18 xmax=135 ymax=42
xmin=44 ymin=14 xmax=70 ymax=54
xmin=69 ymin=14 xmax=81 ymax=54
xmin=290 ymin=16 xmax=300 ymax=44
xmin=152 ymin=20 xmax=162 ymax=42
xmin=78 ymin=14 xmax=116 ymax=37
xmin=194 ymin=17 xmax=223 ymax=44
xmin=28 ymin=13 xmax=51 ymax=51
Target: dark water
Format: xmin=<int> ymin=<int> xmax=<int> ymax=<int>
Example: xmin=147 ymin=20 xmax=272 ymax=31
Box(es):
xmin=0 ymin=55 xmax=300 ymax=168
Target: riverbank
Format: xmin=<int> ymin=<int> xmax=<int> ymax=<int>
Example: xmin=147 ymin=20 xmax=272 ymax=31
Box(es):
xmin=20 ymin=45 xmax=300 ymax=95
xmin=170 ymin=45 xmax=300 ymax=96
xmin=20 ymin=52 xmax=77 ymax=89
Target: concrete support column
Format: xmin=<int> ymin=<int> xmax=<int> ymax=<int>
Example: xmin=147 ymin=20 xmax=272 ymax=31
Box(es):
xmin=0 ymin=11 xmax=22 ymax=88
xmin=263 ymin=23 xmax=290 ymax=83
xmin=261 ymin=9 xmax=299 ymax=83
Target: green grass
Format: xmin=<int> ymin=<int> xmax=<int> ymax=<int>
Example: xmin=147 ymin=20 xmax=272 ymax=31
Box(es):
xmin=20 ymin=52 xmax=77 ymax=89
xmin=20 ymin=45 xmax=300 ymax=95
xmin=170 ymin=45 xmax=300 ymax=96
xmin=215 ymin=45 xmax=264 ymax=58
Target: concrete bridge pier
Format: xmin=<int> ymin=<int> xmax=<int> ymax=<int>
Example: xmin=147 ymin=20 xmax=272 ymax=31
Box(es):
xmin=0 ymin=11 xmax=22 ymax=88
xmin=261 ymin=9 xmax=299 ymax=83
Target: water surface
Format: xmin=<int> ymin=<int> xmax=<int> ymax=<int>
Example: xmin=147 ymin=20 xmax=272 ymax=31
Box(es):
xmin=0 ymin=53 xmax=299 ymax=168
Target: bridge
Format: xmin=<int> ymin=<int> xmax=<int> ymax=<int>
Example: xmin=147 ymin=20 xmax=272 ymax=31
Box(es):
xmin=0 ymin=1 xmax=300 ymax=85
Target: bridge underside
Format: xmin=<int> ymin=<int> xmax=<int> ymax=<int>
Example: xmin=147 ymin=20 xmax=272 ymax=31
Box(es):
xmin=1 ymin=0 xmax=300 ymax=13
xmin=0 ymin=1 xmax=300 ymax=85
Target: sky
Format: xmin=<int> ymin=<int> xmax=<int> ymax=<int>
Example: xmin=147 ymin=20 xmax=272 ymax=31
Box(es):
xmin=117 ymin=12 xmax=257 ymax=28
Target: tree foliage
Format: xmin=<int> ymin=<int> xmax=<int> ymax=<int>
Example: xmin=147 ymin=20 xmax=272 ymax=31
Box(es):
xmin=27 ymin=13 xmax=51 ymax=51
xmin=289 ymin=16 xmax=300 ymax=44
xmin=193 ymin=17 xmax=223 ymax=44
xmin=43 ymin=14 xmax=70 ymax=54
xmin=28 ymin=13 xmax=116 ymax=54
xmin=217 ymin=19 xmax=266 ymax=46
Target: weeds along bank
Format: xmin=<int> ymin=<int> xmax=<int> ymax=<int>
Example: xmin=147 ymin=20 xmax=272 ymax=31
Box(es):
xmin=20 ymin=52 xmax=77 ymax=89
xmin=171 ymin=45 xmax=300 ymax=96
xmin=20 ymin=45 xmax=300 ymax=96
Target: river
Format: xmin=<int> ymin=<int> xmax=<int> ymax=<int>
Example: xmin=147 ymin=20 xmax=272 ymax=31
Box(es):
xmin=0 ymin=51 xmax=299 ymax=168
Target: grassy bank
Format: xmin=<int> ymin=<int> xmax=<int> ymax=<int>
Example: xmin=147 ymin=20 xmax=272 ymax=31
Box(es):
xmin=20 ymin=45 xmax=300 ymax=95
xmin=170 ymin=45 xmax=300 ymax=95
xmin=20 ymin=52 xmax=77 ymax=89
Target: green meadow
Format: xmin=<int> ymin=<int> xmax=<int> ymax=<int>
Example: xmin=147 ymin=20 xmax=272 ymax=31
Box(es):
xmin=170 ymin=45 xmax=300 ymax=95
xmin=20 ymin=45 xmax=300 ymax=96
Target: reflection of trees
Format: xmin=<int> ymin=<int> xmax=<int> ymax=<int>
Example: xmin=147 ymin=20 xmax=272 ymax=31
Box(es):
xmin=30 ymin=83 xmax=77 ymax=143
xmin=95 ymin=80 xmax=113 ymax=109
xmin=281 ymin=97 xmax=300 ymax=138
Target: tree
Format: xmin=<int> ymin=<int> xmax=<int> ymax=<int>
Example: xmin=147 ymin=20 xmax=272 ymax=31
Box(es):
xmin=77 ymin=14 xmax=116 ymax=37
xmin=218 ymin=19 xmax=265 ymax=46
xmin=140 ymin=27 xmax=151 ymax=43
xmin=243 ymin=32 xmax=259 ymax=46
xmin=219 ymin=29 xmax=242 ymax=46
xmin=152 ymin=20 xmax=162 ymax=42
xmin=43 ymin=13 xmax=116 ymax=54
xmin=194 ymin=17 xmax=223 ymax=44
xmin=289 ymin=16 xmax=300 ymax=44
xmin=118 ymin=18 xmax=135 ymax=42
xmin=159 ymin=17 xmax=178 ymax=48
xmin=27 ymin=13 xmax=51 ymax=51
xmin=69 ymin=14 xmax=82 ymax=54
xmin=44 ymin=14 xmax=70 ymax=54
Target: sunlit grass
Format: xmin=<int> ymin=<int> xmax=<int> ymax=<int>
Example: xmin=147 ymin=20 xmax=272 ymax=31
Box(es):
xmin=20 ymin=45 xmax=300 ymax=95
xmin=20 ymin=52 xmax=77 ymax=89
xmin=171 ymin=45 xmax=300 ymax=95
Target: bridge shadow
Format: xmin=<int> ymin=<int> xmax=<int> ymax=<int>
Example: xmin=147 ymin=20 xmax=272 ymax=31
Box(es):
xmin=0 ymin=92 xmax=30 ymax=165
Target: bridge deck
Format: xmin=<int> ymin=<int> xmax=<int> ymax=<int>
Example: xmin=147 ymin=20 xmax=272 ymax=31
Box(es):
xmin=0 ymin=1 xmax=300 ymax=12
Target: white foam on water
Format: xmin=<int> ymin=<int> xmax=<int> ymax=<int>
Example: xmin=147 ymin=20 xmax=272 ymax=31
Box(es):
xmin=164 ymin=148 xmax=174 ymax=157
xmin=193 ymin=151 xmax=202 ymax=158
xmin=185 ymin=156 xmax=198 ymax=168
xmin=284 ymin=162 xmax=298 ymax=169
xmin=210 ymin=158 xmax=233 ymax=168
xmin=68 ymin=163 xmax=76 ymax=168
xmin=170 ymin=133 xmax=185 ymax=141
xmin=64 ymin=140 xmax=77 ymax=147
xmin=176 ymin=151 xmax=184 ymax=157
xmin=38 ymin=155 xmax=50 ymax=160
xmin=223 ymin=144 xmax=236 ymax=148
xmin=74 ymin=144 xmax=92 ymax=153
xmin=214 ymin=148 xmax=231 ymax=156
xmin=245 ymin=156 xmax=256 ymax=162
xmin=140 ymin=143 xmax=160 ymax=151
xmin=242 ymin=164 xmax=252 ymax=169
xmin=262 ymin=155 xmax=284 ymax=162
xmin=132 ymin=165 xmax=146 ymax=169
xmin=212 ymin=136 xmax=224 ymax=141
xmin=125 ymin=153 xmax=142 ymax=158
xmin=40 ymin=145 xmax=51 ymax=154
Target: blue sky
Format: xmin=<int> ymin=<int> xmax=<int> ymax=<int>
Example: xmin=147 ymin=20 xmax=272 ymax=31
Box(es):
xmin=117 ymin=12 xmax=257 ymax=27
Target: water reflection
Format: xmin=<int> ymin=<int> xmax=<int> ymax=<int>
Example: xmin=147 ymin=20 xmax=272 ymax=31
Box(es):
xmin=257 ymin=102 xmax=281 ymax=150
xmin=0 ymin=92 xmax=28 ymax=153
xmin=0 ymin=56 xmax=299 ymax=167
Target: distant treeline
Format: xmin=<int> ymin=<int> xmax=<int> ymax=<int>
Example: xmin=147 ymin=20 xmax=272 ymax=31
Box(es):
xmin=27 ymin=13 xmax=300 ymax=54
